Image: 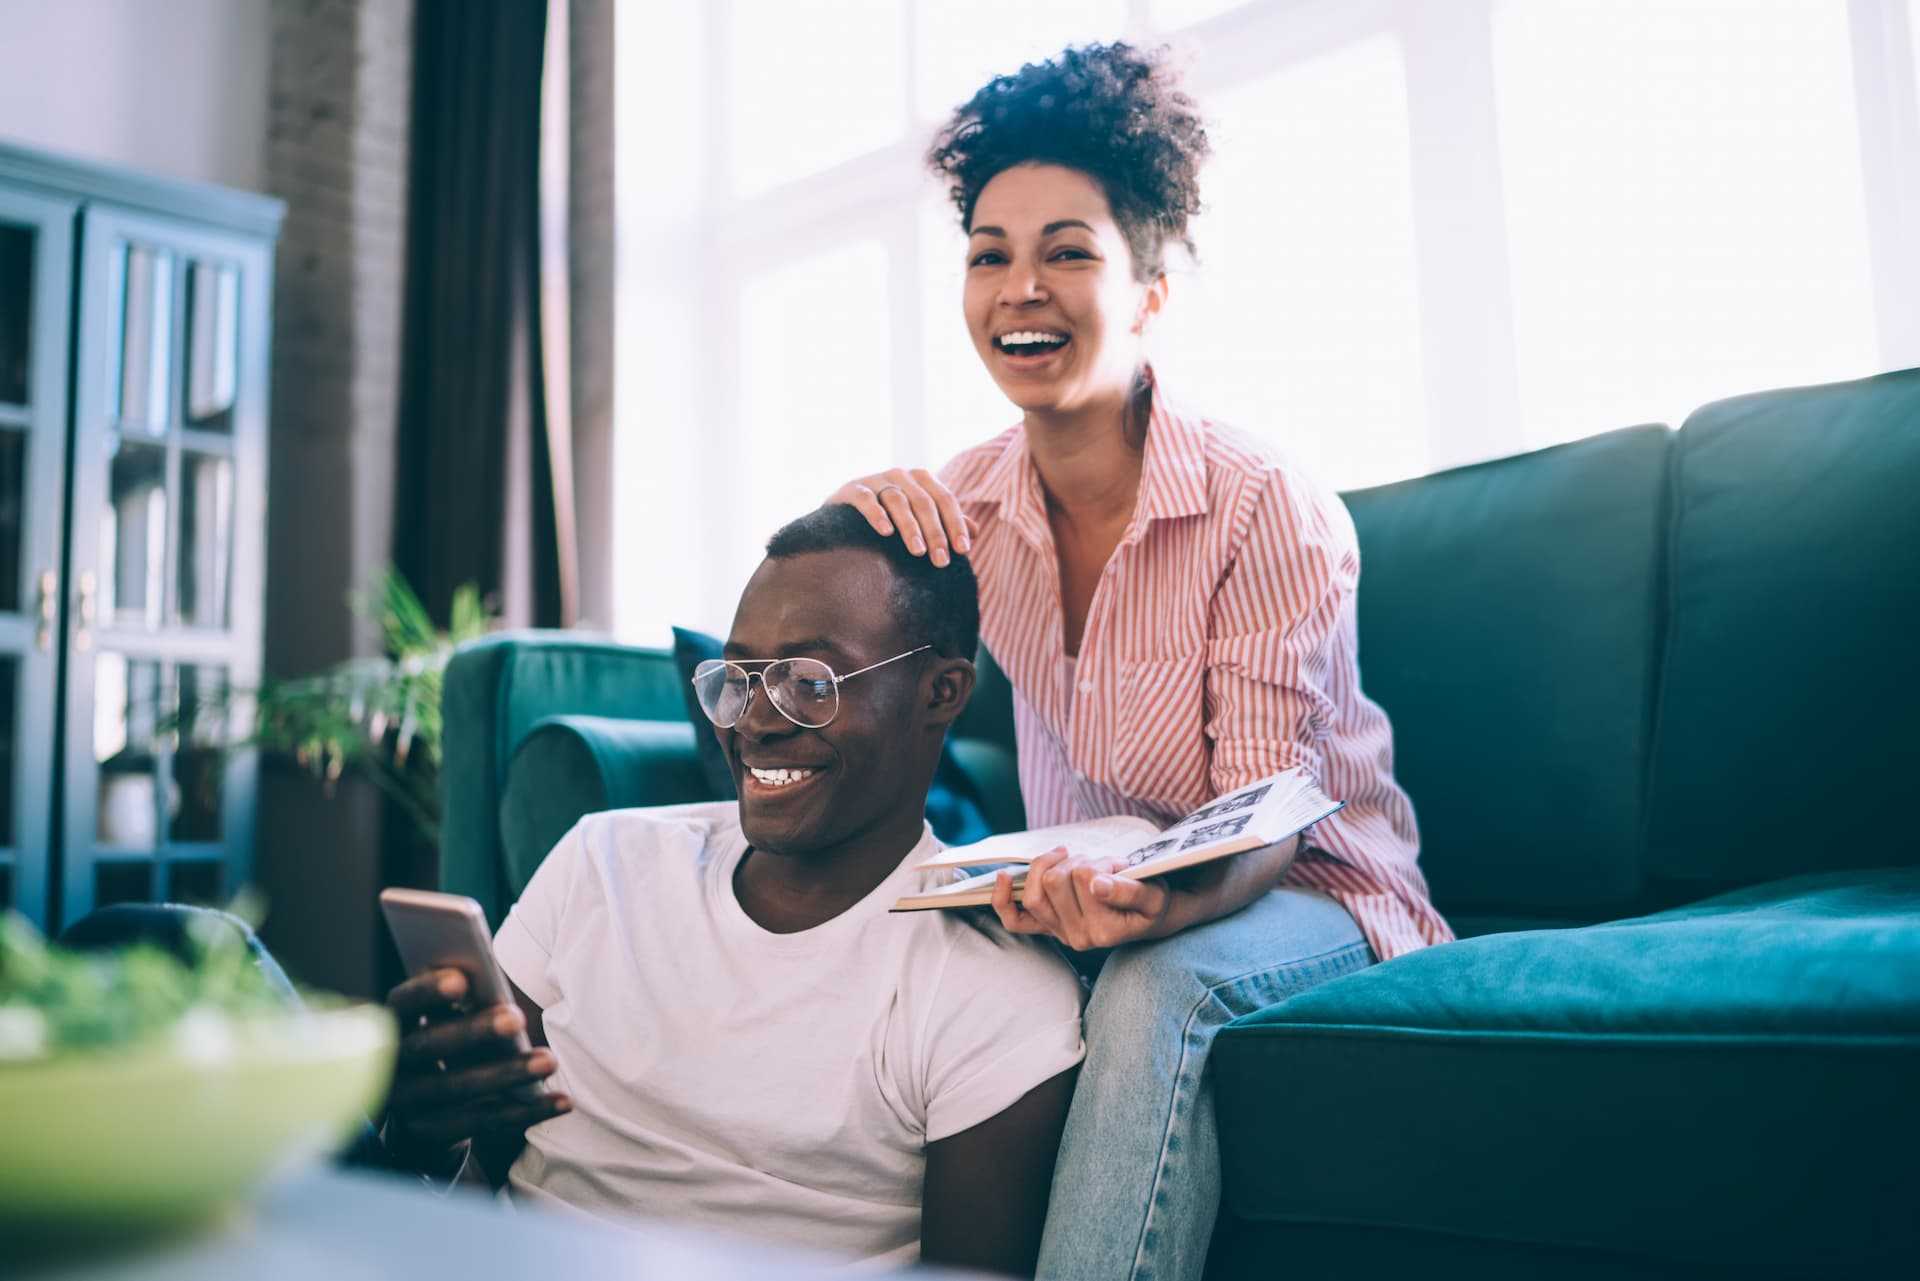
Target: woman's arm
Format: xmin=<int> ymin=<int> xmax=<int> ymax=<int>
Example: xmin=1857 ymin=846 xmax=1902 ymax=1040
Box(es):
xmin=1173 ymin=471 xmax=1358 ymax=915
xmin=994 ymin=472 xmax=1350 ymax=948
xmin=921 ymin=1067 xmax=1078 ymax=1277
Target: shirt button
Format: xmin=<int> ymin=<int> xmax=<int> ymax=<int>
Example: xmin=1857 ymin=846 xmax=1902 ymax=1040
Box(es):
xmin=1078 ymin=680 xmax=1094 ymax=694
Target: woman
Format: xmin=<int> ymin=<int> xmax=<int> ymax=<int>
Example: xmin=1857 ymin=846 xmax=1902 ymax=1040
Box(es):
xmin=831 ymin=44 xmax=1452 ymax=1281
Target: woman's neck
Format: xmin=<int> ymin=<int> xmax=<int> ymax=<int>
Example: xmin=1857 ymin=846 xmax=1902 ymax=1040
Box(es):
xmin=1023 ymin=379 xmax=1149 ymax=524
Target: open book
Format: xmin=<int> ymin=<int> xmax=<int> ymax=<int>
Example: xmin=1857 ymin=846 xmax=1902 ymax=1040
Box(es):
xmin=891 ymin=771 xmax=1343 ymax=912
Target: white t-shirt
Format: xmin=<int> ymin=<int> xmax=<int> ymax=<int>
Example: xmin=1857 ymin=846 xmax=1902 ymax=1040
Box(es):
xmin=492 ymin=802 xmax=1086 ymax=1266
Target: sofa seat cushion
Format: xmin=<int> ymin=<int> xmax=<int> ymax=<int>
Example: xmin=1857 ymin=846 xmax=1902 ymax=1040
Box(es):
xmin=1211 ymin=869 xmax=1920 ymax=1275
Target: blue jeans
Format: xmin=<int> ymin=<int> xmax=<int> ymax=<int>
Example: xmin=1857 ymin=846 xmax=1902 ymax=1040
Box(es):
xmin=1036 ymin=887 xmax=1373 ymax=1281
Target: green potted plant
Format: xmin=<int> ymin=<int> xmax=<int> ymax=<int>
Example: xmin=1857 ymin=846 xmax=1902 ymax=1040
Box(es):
xmin=211 ymin=569 xmax=493 ymax=848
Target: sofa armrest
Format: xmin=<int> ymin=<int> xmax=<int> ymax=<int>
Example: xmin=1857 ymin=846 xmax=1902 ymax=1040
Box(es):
xmin=498 ymin=716 xmax=712 ymax=898
xmin=441 ymin=632 xmax=690 ymax=927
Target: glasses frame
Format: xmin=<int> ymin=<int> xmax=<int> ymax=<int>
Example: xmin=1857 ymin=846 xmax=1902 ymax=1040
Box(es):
xmin=691 ymin=644 xmax=933 ymax=729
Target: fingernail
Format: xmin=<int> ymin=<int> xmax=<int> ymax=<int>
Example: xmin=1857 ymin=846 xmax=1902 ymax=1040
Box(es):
xmin=530 ymin=1050 xmax=555 ymax=1072
xmin=957 ymin=536 xmax=971 ymax=553
xmin=1093 ymin=875 xmax=1116 ymax=895
xmin=494 ymin=1010 xmax=522 ymax=1035
xmin=878 ymin=520 xmax=893 ymax=535
xmin=437 ymin=974 xmax=462 ymax=997
xmin=909 ymin=539 xmax=924 ymax=554
xmin=932 ymin=549 xmax=949 ymax=567
xmin=555 ymin=1099 xmax=572 ymax=1113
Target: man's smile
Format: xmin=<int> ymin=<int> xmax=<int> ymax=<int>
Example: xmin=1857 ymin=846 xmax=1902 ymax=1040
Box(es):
xmin=747 ymin=765 xmax=821 ymax=788
xmin=739 ymin=759 xmax=833 ymax=799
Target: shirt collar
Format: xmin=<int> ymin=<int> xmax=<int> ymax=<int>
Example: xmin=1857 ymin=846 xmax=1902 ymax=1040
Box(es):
xmin=957 ymin=366 xmax=1211 ymax=537
xmin=1133 ymin=369 xmax=1210 ymax=524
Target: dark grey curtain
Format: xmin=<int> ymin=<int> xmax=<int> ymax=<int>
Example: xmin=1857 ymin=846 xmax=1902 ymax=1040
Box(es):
xmin=395 ymin=0 xmax=562 ymax=628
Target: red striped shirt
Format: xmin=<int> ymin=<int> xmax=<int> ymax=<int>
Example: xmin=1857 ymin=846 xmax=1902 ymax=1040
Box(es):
xmin=939 ymin=374 xmax=1452 ymax=961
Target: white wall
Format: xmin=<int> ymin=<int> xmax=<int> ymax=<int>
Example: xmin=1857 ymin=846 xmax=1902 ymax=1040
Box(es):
xmin=0 ymin=0 xmax=272 ymax=192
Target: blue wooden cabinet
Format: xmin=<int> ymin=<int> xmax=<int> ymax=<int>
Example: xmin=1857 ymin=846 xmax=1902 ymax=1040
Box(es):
xmin=0 ymin=144 xmax=282 ymax=931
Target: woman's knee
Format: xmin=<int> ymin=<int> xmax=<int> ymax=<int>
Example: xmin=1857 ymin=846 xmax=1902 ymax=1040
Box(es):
xmin=1083 ymin=934 xmax=1211 ymax=1037
xmin=1084 ymin=890 xmax=1370 ymax=1037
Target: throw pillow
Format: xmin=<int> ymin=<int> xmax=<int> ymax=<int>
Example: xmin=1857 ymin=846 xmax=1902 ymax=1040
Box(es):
xmin=671 ymin=626 xmax=739 ymax=800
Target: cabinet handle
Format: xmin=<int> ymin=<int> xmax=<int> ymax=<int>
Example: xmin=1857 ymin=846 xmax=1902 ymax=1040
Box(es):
xmin=75 ymin=570 xmax=97 ymax=652
xmin=35 ymin=570 xmax=56 ymax=651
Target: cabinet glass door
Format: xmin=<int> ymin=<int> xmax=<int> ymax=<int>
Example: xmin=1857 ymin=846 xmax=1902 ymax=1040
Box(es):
xmin=0 ymin=189 xmax=74 ymax=929
xmin=61 ymin=204 xmax=267 ymax=930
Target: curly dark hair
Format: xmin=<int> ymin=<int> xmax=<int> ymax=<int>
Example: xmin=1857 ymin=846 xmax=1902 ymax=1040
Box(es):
xmin=927 ymin=42 xmax=1210 ymax=280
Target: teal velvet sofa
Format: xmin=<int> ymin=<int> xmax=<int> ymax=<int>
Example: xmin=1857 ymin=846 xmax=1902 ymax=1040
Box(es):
xmin=439 ymin=369 xmax=1920 ymax=1277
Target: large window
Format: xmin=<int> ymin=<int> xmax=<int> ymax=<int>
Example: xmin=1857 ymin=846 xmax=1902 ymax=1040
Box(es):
xmin=737 ymin=240 xmax=896 ymax=577
xmin=727 ymin=1 xmax=907 ymax=196
xmin=616 ymin=0 xmax=1920 ymax=637
xmin=1153 ymin=34 xmax=1428 ymax=489
xmin=1494 ymin=0 xmax=1882 ymax=444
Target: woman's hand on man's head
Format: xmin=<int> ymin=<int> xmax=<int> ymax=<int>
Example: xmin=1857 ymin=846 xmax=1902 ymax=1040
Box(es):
xmin=990 ymin=847 xmax=1180 ymax=951
xmin=829 ymin=468 xmax=972 ymax=568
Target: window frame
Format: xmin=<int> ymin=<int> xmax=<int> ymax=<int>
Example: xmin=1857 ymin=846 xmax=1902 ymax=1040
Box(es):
xmin=618 ymin=0 xmax=1920 ymax=636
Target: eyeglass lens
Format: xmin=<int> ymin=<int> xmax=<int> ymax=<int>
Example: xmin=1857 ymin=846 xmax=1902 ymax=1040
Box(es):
xmin=693 ymin=658 xmax=840 ymax=729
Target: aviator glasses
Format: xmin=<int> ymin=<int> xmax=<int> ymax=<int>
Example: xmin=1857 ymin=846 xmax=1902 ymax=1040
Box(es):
xmin=691 ymin=645 xmax=932 ymax=730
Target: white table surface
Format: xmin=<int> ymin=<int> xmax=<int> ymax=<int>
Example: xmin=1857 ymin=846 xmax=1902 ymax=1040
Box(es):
xmin=18 ymin=1164 xmax=969 ymax=1281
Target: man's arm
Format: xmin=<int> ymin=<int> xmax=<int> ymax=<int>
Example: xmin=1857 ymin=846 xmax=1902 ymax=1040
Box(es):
xmin=384 ymin=968 xmax=569 ymax=1187
xmin=920 ymin=1067 xmax=1078 ymax=1278
xmin=470 ymin=976 xmax=552 ymax=1186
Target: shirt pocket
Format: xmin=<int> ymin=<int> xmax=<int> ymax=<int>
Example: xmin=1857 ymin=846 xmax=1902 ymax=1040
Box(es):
xmin=1109 ymin=654 xmax=1209 ymax=804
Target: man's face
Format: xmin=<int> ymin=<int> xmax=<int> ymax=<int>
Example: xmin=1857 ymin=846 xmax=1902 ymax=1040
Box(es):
xmin=718 ymin=547 xmax=933 ymax=858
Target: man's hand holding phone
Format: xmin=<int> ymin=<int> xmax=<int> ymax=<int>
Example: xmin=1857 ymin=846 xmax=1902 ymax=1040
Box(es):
xmin=383 ymin=967 xmax=572 ymax=1180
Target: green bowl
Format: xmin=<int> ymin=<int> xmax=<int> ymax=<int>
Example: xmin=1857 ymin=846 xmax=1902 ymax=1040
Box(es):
xmin=0 ymin=1002 xmax=396 ymax=1230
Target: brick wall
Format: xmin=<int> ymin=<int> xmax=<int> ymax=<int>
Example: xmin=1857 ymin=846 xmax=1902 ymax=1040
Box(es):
xmin=259 ymin=0 xmax=414 ymax=997
xmin=569 ymin=0 xmax=616 ymax=629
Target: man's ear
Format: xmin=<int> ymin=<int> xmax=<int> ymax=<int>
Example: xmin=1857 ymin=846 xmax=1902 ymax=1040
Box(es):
xmin=924 ymin=656 xmax=976 ymax=729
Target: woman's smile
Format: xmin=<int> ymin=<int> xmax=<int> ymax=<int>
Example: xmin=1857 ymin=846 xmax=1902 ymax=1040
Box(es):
xmin=992 ymin=328 xmax=1074 ymax=374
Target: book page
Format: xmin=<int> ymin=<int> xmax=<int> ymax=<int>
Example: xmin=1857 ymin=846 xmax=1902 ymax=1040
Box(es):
xmin=892 ymin=770 xmax=1343 ymax=912
xmin=1123 ymin=772 xmax=1341 ymax=880
xmin=916 ymin=815 xmax=1161 ymax=869
xmin=905 ymin=865 xmax=1009 ymax=903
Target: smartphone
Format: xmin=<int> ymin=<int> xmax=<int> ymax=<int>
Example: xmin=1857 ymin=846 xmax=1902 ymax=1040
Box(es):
xmin=379 ymin=887 xmax=548 ymax=1093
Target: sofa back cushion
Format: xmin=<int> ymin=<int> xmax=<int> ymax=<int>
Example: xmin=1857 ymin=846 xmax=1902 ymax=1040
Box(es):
xmin=1342 ymin=426 xmax=1672 ymax=924
xmin=1644 ymin=368 xmax=1920 ymax=883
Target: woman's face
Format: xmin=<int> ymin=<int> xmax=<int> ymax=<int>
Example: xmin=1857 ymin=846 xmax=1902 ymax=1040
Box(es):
xmin=963 ymin=163 xmax=1164 ymax=419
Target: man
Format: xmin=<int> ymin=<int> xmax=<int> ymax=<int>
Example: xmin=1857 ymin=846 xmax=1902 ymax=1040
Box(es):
xmin=383 ymin=505 xmax=1085 ymax=1276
